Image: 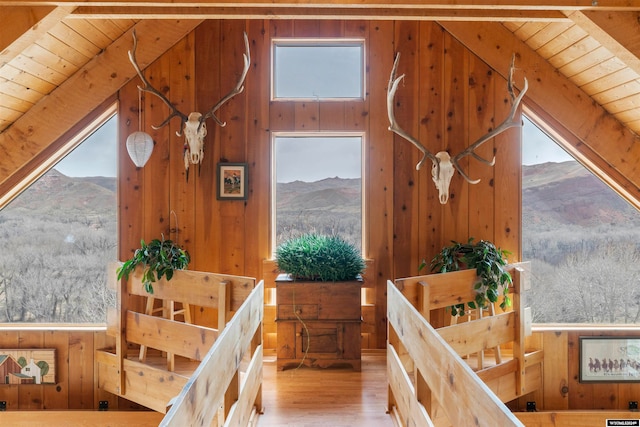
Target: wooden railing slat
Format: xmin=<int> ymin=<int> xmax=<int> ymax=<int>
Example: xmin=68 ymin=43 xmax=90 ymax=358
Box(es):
xmin=387 ymin=280 xmax=524 ymax=427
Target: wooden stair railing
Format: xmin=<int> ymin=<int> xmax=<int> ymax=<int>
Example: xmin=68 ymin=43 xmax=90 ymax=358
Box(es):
xmin=387 ymin=279 xmax=525 ymax=427
xmin=97 ymin=263 xmax=259 ymax=416
xmin=388 ymin=262 xmax=542 ymax=426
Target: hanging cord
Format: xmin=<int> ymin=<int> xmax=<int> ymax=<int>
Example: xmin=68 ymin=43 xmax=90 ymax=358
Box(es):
xmin=137 ymin=87 xmax=143 ymax=132
xmin=292 ymin=288 xmax=310 ymax=371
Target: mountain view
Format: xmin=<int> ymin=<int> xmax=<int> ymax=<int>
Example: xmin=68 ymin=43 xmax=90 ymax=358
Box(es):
xmin=0 ymin=160 xmax=638 ymax=323
xmin=0 ymin=169 xmax=117 ymax=323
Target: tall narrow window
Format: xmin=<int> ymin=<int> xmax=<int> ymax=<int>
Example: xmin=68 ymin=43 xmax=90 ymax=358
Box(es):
xmin=522 ymin=116 xmax=640 ymax=324
xmin=0 ymin=114 xmax=117 ymax=323
xmin=273 ymin=134 xmax=363 ymax=251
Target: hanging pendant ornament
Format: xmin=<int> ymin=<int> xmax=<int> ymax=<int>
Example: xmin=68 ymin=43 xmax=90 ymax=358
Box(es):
xmin=126 ymin=87 xmax=154 ymax=167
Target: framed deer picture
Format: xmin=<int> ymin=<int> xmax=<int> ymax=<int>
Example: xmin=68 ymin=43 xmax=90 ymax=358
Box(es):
xmin=217 ymin=163 xmax=248 ymax=200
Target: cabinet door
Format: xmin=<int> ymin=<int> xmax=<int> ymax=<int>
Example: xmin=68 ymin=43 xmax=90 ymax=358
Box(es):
xmin=296 ymin=321 xmax=342 ymax=359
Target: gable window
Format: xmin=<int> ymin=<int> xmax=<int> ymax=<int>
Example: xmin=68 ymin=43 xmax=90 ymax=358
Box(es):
xmin=0 ymin=111 xmax=117 ymax=323
xmin=522 ymin=115 xmax=640 ymax=324
xmin=272 ymin=133 xmax=363 ymax=252
xmin=271 ymin=39 xmax=365 ymax=100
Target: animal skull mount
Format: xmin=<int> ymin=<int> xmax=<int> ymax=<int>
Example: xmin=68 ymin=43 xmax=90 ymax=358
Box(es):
xmin=387 ymin=53 xmax=528 ymax=204
xmin=128 ymin=30 xmax=250 ymax=180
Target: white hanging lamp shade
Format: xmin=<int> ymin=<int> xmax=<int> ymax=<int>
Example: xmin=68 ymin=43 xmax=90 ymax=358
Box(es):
xmin=126 ymin=131 xmax=154 ymax=167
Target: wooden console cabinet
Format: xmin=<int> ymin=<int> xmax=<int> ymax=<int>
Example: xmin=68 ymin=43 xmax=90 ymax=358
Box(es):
xmin=275 ymin=276 xmax=361 ymax=371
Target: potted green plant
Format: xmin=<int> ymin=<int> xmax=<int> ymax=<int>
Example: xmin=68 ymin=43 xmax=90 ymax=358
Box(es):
xmin=117 ymin=236 xmax=190 ymax=294
xmin=274 ymin=233 xmax=366 ymax=371
xmin=423 ymin=238 xmax=512 ymax=316
xmin=275 ymin=233 xmax=365 ymax=282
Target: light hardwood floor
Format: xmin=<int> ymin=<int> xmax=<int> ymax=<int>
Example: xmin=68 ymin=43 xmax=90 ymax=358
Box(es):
xmin=257 ymin=351 xmax=395 ymax=427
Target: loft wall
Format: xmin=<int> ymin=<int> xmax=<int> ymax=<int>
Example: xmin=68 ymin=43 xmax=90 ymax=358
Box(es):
xmin=117 ymin=19 xmax=523 ymax=349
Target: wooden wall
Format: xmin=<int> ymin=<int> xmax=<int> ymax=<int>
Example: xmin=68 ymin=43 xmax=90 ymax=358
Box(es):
xmin=0 ymin=328 xmax=143 ymax=411
xmin=117 ymin=19 xmax=523 ymax=351
xmin=519 ymin=328 xmax=640 ymax=412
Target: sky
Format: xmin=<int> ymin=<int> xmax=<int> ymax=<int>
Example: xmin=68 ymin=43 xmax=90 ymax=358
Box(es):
xmin=56 ymin=115 xmax=118 ymax=178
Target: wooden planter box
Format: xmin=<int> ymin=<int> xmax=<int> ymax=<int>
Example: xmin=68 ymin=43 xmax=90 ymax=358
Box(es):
xmin=275 ymin=274 xmax=362 ymax=371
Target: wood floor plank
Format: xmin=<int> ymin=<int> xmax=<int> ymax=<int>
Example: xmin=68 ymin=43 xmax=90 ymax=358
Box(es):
xmin=258 ymin=351 xmax=395 ymax=427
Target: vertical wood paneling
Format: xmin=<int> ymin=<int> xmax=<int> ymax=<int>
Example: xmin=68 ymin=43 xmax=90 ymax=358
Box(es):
xmin=417 ymin=22 xmax=445 ymax=269
xmin=219 ymin=21 xmax=249 ymax=275
xmin=442 ymin=35 xmax=469 ymax=242
xmin=392 ymin=20 xmax=420 ymax=279
xmin=43 ymin=330 xmax=68 ymax=409
xmin=568 ymin=330 xmax=593 ymax=409
xmin=0 ymin=330 xmax=19 ymax=408
xmin=17 ymin=330 xmax=44 ymax=409
xmin=367 ymin=20 xmax=394 ymax=349
xmin=542 ymin=331 xmax=569 ymax=410
xmin=244 ymin=20 xmax=271 ymax=280
xmin=193 ymin=20 xmax=221 ymax=275
xmin=168 ymin=34 xmax=197 ymax=260
xmin=117 ymin=78 xmax=144 ymax=262
xmin=143 ymin=51 xmax=171 ymax=241
xmin=493 ymin=72 xmax=522 ymax=260
xmin=69 ymin=331 xmax=94 ymax=409
xmin=467 ymin=54 xmax=495 ymax=240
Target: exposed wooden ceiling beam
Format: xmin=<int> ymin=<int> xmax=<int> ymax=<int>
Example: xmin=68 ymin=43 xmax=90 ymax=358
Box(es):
xmin=0 ymin=6 xmax=75 ymax=66
xmin=68 ymin=6 xmax=569 ymax=21
xmin=440 ymin=20 xmax=640 ymax=210
xmin=0 ymin=19 xmax=203 ymax=197
xmin=567 ymin=10 xmax=640 ymax=76
xmin=4 ymin=0 xmax=640 ymax=14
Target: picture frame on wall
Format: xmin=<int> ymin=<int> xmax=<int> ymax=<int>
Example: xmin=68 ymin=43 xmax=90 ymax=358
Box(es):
xmin=579 ymin=336 xmax=640 ymax=383
xmin=217 ymin=163 xmax=248 ymax=200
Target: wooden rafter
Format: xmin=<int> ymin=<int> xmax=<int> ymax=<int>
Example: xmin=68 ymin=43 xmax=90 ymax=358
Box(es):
xmin=0 ymin=19 xmax=203 ymax=200
xmin=567 ymin=10 xmax=640 ymax=76
xmin=440 ymin=20 xmax=640 ymax=210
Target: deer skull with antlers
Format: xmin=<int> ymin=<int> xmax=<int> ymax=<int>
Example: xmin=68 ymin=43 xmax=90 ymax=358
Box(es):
xmin=129 ymin=30 xmax=250 ymax=180
xmin=387 ymin=53 xmax=528 ymax=204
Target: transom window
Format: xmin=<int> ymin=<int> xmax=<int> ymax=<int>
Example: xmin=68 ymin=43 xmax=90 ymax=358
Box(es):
xmin=271 ymin=39 xmax=365 ymax=100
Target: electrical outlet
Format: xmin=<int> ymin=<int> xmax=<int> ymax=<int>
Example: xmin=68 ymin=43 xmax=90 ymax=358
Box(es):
xmin=99 ymin=400 xmax=109 ymax=411
xmin=526 ymin=401 xmax=537 ymax=412
xmin=629 ymin=401 xmax=638 ymax=411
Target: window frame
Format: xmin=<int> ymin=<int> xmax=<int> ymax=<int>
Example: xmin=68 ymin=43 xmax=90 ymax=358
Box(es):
xmin=270 ymin=38 xmax=366 ymax=102
xmin=0 ymin=103 xmax=118 ymax=326
xmin=271 ymin=131 xmax=366 ymax=256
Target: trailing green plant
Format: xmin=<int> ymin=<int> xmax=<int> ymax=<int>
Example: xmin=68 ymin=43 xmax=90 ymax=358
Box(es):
xmin=423 ymin=238 xmax=512 ymax=316
xmin=116 ymin=237 xmax=190 ymax=294
xmin=275 ymin=233 xmax=365 ymax=282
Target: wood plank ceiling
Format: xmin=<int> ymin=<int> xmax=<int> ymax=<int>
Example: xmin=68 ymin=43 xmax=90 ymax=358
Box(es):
xmin=0 ymin=1 xmax=639 ymax=206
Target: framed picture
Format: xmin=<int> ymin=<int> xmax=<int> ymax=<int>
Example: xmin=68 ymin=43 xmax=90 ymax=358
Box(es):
xmin=217 ymin=163 xmax=248 ymax=200
xmin=579 ymin=336 xmax=640 ymax=382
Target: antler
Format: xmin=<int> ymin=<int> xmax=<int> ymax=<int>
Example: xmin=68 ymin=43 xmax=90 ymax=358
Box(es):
xmin=451 ymin=54 xmax=528 ymax=184
xmin=387 ymin=52 xmax=440 ymax=173
xmin=128 ymin=30 xmax=189 ymax=136
xmin=199 ymin=32 xmax=251 ymax=131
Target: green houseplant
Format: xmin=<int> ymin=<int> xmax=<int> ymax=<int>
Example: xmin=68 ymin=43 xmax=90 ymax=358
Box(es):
xmin=275 ymin=233 xmax=365 ymax=281
xmin=117 ymin=237 xmax=190 ymax=294
xmin=424 ymin=238 xmax=512 ymax=316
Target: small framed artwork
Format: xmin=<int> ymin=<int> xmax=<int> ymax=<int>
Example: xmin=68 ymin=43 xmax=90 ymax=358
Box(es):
xmin=217 ymin=163 xmax=248 ymax=200
xmin=579 ymin=336 xmax=640 ymax=382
